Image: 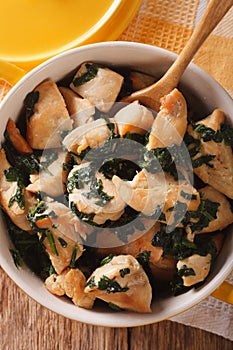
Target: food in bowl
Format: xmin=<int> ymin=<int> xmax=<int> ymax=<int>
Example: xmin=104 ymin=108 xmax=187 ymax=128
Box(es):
xmin=1 ymin=60 xmax=233 ymax=313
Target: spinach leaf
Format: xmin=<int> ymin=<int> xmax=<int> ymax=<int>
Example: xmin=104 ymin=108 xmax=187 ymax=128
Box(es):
xmin=119 ymin=268 xmax=130 ymax=278
xmin=70 ymin=201 xmax=95 ymax=224
xmin=4 ymin=168 xmax=25 ymax=209
xmin=85 ymin=276 xmax=96 ymax=288
xmin=24 ymin=90 xmax=40 ymax=120
xmin=152 ymin=225 xmax=197 ymax=260
xmin=192 ymin=154 xmax=216 ymax=168
xmin=193 ymin=122 xmax=233 ymax=146
xmin=99 ymin=158 xmax=140 ymax=181
xmin=177 ymin=264 xmax=195 ymax=277
xmin=184 ymin=133 xmax=201 ymax=157
xmin=69 ymin=245 xmax=79 ymax=268
xmin=100 ymin=254 xmax=116 ymax=266
xmin=97 ymin=275 xmax=129 ymax=294
xmin=45 ymin=230 xmax=58 ymax=256
xmin=83 ymin=178 xmax=114 ymax=207
xmin=152 ymin=223 xmax=217 ymax=261
xmin=136 ymin=250 xmax=151 ymax=266
xmin=9 ymin=248 xmax=23 ymax=269
xmin=180 ymin=190 xmax=197 ymax=201
xmin=4 ymin=212 xmax=52 ymax=280
xmin=66 ymin=164 xmax=95 ymax=193
xmin=185 ymin=197 xmax=220 ymax=233
xmin=58 ymin=237 xmax=68 ymax=248
xmin=62 ymin=154 xmax=77 ymax=172
xmin=26 ymin=200 xmax=55 ymax=232
xmin=73 ymin=63 xmax=99 ymax=86
xmin=142 ymin=143 xmax=191 ymax=180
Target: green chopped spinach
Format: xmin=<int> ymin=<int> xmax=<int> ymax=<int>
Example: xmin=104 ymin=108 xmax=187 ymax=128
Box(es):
xmin=69 ymin=245 xmax=79 ymax=268
xmin=4 ymin=213 xmax=53 ymax=279
xmin=192 ymin=154 xmax=216 ymax=168
xmin=97 ymin=275 xmax=129 ymax=294
xmin=100 ymin=254 xmax=116 ymax=266
xmin=62 ymin=154 xmax=77 ymax=172
xmin=9 ymin=248 xmax=23 ymax=269
xmin=152 ymin=225 xmax=197 ymax=260
xmin=24 ymin=90 xmax=40 ymax=120
xmin=177 ymin=264 xmax=195 ymax=277
xmin=136 ymin=250 xmax=151 ymax=266
xmin=45 ymin=230 xmax=58 ymax=256
xmin=58 ymin=237 xmax=68 ymax=248
xmin=73 ymin=63 xmax=99 ymax=86
xmin=3 ymin=132 xmax=59 ymax=184
xmin=66 ymin=165 xmax=95 ymax=193
xmin=99 ymin=158 xmax=140 ymax=181
xmin=70 ymin=201 xmax=95 ymax=224
xmin=119 ymin=268 xmax=130 ymax=278
xmin=141 ymin=143 xmax=191 ymax=180
xmin=83 ymin=178 xmax=114 ymax=207
xmin=184 ymin=197 xmax=220 ymax=233
xmin=180 ymin=190 xmax=197 ymax=201
xmin=85 ymin=276 xmax=96 ymax=289
xmin=4 ymin=167 xmax=25 ymax=209
xmin=152 ymin=223 xmax=217 ymax=261
xmin=108 ymin=302 xmax=123 ymax=311
xmin=192 ymin=122 xmax=233 ymax=146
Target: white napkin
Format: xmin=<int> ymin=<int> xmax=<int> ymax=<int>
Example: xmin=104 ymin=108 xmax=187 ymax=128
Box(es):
xmin=170 ymin=273 xmax=233 ymax=340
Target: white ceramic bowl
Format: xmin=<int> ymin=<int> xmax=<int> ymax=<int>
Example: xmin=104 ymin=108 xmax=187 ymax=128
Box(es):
xmin=0 ymin=42 xmax=232 ymax=327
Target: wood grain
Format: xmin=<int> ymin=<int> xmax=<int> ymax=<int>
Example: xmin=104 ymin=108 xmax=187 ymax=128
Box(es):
xmin=1 ymin=267 xmax=232 ymax=350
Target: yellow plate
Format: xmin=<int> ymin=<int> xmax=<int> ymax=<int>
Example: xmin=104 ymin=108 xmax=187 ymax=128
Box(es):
xmin=0 ymin=0 xmax=142 ymax=69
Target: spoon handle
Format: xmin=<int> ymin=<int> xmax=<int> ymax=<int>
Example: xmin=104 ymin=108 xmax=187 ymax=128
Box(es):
xmin=163 ymin=0 xmax=233 ymax=86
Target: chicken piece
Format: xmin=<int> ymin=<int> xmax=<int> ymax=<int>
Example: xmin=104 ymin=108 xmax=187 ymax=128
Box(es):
xmin=129 ymin=71 xmax=156 ymax=91
xmin=33 ymin=197 xmax=84 ymax=274
xmin=68 ymin=163 xmax=125 ymax=225
xmin=59 ymin=87 xmax=95 ymax=127
xmin=65 ymin=268 xmax=95 ymax=309
xmin=26 ymin=80 xmax=73 ymax=149
xmin=112 ymin=169 xmax=165 ymax=216
xmin=70 ymin=62 xmax=124 ymax=112
xmin=196 ymin=109 xmax=225 ymax=131
xmin=187 ymin=109 xmax=233 ymax=199
xmin=45 ymin=268 xmax=95 ymax=309
xmin=112 ymin=169 xmax=200 ymax=228
xmin=26 ymin=150 xmax=67 ymax=197
xmin=6 ymin=119 xmax=32 ymax=154
xmin=196 ymin=186 xmax=233 ymax=233
xmin=147 ymin=88 xmax=187 ymax=150
xmin=84 ymin=255 xmax=152 ymax=313
xmin=177 ymin=253 xmax=212 ymax=287
xmin=0 ymin=148 xmax=37 ymax=231
xmin=45 ymin=270 xmax=66 ymax=296
xmin=114 ymin=101 xmax=154 ymax=136
xmin=62 ymin=118 xmax=112 ymax=155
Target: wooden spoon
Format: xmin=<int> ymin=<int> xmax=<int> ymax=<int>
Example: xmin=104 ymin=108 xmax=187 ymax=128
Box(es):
xmin=122 ymin=0 xmax=233 ymax=111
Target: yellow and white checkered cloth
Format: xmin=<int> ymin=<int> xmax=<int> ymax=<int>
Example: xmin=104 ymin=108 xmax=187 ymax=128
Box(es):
xmin=119 ymin=0 xmax=233 ymax=97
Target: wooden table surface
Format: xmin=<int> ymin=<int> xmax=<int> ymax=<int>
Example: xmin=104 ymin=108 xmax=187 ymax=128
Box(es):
xmin=1 ymin=267 xmax=232 ymax=350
